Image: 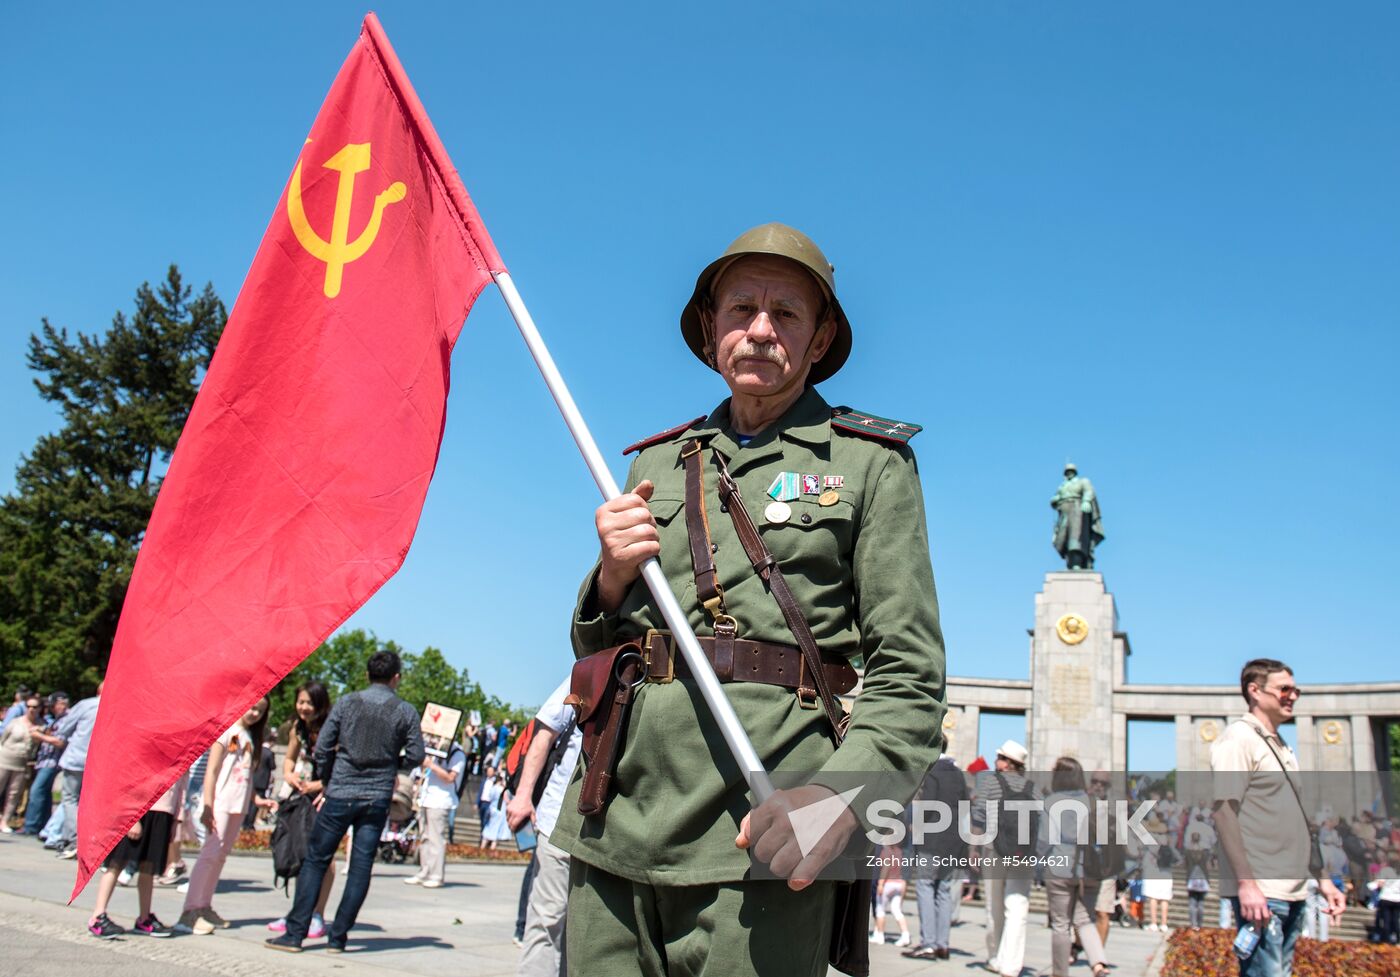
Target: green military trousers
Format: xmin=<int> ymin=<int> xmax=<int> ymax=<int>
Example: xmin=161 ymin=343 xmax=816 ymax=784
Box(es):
xmin=565 ymin=857 xmax=836 ymax=977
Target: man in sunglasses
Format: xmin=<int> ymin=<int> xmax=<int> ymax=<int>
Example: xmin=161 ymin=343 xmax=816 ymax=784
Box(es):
xmin=1211 ymin=658 xmax=1344 ymax=976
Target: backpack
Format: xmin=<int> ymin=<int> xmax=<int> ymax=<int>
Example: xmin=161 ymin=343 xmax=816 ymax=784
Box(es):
xmin=1082 ymin=812 xmax=1126 ymax=880
xmin=449 ymin=744 xmax=471 ymax=801
xmin=991 ymin=773 xmax=1039 ymax=858
xmin=504 ymin=715 xmax=579 ymax=806
xmin=503 ymin=720 xmax=537 ymax=795
xmin=270 ymin=790 xmax=315 ymax=894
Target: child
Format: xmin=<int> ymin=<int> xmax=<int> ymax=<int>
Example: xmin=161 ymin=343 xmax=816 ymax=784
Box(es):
xmin=87 ymin=772 xmax=188 ymax=938
xmin=174 ymin=698 xmax=268 ymax=934
xmin=870 ymin=844 xmax=912 ymax=947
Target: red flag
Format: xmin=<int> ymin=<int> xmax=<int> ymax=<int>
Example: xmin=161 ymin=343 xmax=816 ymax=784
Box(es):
xmin=72 ymin=14 xmax=504 ymax=895
xmin=966 ymin=756 xmax=989 ymax=774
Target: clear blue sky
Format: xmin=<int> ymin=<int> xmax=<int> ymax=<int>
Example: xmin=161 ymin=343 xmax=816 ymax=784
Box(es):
xmin=4 ymin=3 xmax=1395 ymax=770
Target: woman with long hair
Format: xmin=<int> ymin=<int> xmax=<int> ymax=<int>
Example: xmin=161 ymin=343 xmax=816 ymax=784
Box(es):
xmin=1040 ymin=756 xmax=1109 ymax=977
xmin=174 ymin=697 xmax=269 ymax=935
xmin=268 ymin=681 xmax=334 ymax=938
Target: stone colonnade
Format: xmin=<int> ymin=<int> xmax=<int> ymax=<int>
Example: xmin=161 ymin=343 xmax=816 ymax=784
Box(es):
xmin=936 ymin=573 xmax=1399 ymax=815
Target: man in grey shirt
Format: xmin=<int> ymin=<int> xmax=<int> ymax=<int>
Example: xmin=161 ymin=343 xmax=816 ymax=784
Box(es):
xmin=267 ymin=650 xmax=424 ymax=953
xmin=52 ymin=683 xmax=102 ymax=858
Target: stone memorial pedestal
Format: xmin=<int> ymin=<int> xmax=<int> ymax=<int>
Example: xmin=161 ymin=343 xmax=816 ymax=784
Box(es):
xmin=1029 ymin=571 xmax=1119 ymax=772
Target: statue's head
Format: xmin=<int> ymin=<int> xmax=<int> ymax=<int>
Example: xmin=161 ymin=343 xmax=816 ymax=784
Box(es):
xmin=1063 ymin=461 xmax=1078 ymax=478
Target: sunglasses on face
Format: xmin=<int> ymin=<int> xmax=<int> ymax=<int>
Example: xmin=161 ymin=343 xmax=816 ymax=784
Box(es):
xmin=1262 ymin=684 xmax=1302 ymax=700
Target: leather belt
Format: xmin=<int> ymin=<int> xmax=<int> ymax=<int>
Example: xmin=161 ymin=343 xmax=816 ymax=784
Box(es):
xmin=633 ymin=629 xmax=858 ymax=696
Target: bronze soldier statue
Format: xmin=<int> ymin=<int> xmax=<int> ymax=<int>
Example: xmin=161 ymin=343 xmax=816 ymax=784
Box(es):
xmin=1051 ymin=462 xmax=1105 ymax=570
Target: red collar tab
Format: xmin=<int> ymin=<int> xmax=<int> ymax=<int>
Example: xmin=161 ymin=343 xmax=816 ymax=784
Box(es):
xmin=623 ymin=415 xmax=709 ymax=456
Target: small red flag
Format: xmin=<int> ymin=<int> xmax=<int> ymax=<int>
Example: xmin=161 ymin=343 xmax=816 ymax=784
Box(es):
xmin=73 ymin=14 xmax=504 ymax=895
xmin=966 ymin=756 xmax=989 ymax=774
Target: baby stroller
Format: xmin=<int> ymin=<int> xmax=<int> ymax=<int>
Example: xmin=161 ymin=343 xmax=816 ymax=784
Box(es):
xmin=378 ymin=773 xmax=420 ymax=863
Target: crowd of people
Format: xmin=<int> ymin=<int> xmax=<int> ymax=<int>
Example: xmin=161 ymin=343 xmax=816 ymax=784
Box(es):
xmin=873 ymin=658 xmax=1400 ymax=977
xmin=2 ymin=653 xmax=1398 ymax=976
xmin=872 ymin=743 xmax=1399 ymax=975
xmin=0 ymin=662 xmax=542 ymax=948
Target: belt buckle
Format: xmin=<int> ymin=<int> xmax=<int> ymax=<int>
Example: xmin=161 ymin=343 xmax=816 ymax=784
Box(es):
xmin=796 ymin=656 xmax=818 ymax=709
xmin=641 ymin=628 xmax=674 ymax=684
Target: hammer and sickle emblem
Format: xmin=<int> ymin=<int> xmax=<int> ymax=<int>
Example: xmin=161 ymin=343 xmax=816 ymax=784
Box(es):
xmin=288 ymin=142 xmax=406 ymax=298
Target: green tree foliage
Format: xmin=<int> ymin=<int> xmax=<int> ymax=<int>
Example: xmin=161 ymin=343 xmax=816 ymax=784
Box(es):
xmin=0 ymin=267 xmax=226 ymax=696
xmin=0 ymin=270 xmax=526 ymax=739
xmin=267 ymin=628 xmax=526 ymax=739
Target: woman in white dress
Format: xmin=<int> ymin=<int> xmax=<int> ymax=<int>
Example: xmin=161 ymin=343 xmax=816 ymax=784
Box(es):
xmin=480 ymin=771 xmax=513 ymax=850
xmin=1141 ymin=822 xmax=1175 ymax=933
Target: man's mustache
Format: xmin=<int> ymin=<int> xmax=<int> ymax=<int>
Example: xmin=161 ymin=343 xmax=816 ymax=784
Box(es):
xmin=730 ymin=343 xmax=784 ymax=365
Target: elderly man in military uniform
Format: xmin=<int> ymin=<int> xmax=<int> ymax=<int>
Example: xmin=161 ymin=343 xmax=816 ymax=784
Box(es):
xmin=551 ymin=223 xmax=947 ymax=976
xmin=1051 ymin=462 xmax=1105 ymax=570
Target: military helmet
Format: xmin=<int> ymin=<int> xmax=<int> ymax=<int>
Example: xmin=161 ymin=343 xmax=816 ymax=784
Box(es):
xmin=679 ymin=223 xmax=852 ymax=385
xmin=1064 ymin=461 xmax=1078 ymax=474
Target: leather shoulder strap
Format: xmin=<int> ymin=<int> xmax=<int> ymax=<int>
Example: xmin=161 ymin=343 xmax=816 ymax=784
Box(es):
xmin=1250 ymin=725 xmax=1309 ymax=822
xmin=711 ymin=451 xmax=847 ymax=742
xmin=680 ymin=439 xmax=726 ymax=622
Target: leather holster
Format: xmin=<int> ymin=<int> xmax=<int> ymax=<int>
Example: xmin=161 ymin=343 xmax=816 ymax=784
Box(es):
xmin=565 ymin=641 xmax=644 ymax=817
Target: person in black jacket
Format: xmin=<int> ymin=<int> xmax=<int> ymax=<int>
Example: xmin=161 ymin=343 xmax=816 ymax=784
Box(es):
xmin=902 ymin=755 xmax=968 ymax=960
xmin=266 ymin=651 xmax=424 ymax=953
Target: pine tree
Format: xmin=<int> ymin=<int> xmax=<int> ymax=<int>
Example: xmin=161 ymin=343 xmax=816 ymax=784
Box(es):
xmin=0 ymin=267 xmax=226 ymax=696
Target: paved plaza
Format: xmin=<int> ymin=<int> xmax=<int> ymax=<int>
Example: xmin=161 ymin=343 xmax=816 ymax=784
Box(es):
xmin=0 ymin=832 xmax=1171 ymax=977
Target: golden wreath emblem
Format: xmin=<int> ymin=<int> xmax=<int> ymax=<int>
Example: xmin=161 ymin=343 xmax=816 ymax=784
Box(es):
xmin=942 ymin=713 xmax=957 ymax=731
xmin=1055 ymin=613 xmax=1089 ymax=645
xmin=1199 ymin=720 xmax=1219 ymax=743
xmin=1322 ymin=721 xmax=1343 ymax=745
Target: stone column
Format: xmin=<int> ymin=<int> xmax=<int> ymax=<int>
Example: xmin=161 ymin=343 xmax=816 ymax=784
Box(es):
xmin=1112 ymin=712 xmax=1128 ymax=772
xmin=1352 ymin=715 xmax=1378 ymax=817
xmin=1351 ymin=715 xmax=1375 ymax=771
xmin=942 ymin=705 xmax=980 ymax=769
xmin=1175 ymin=715 xmax=1194 ymax=772
xmin=1294 ymin=715 xmax=1315 ymax=769
xmin=1030 ymin=571 xmax=1116 ymax=772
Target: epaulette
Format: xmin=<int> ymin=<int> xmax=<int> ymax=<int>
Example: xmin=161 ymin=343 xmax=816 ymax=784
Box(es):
xmin=830 ymin=406 xmax=923 ymax=446
xmin=622 ymin=415 xmax=708 ymax=456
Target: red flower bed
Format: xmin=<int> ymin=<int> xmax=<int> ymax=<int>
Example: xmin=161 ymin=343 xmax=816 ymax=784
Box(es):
xmin=1162 ymin=927 xmax=1400 ymax=977
xmin=444 ymin=843 xmax=531 ymax=863
xmin=236 ymin=828 xmax=271 ymax=850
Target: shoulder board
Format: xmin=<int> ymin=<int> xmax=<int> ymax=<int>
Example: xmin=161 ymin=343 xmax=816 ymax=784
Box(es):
xmin=830 ymin=406 xmax=923 ymax=446
xmin=622 ymin=415 xmax=708 ymax=456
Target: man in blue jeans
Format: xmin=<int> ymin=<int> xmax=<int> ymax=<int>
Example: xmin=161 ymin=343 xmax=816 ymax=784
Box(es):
xmin=267 ymin=650 xmax=424 ymax=952
xmin=1211 ymin=658 xmax=1344 ymax=976
xmin=22 ymin=692 xmax=68 ymax=836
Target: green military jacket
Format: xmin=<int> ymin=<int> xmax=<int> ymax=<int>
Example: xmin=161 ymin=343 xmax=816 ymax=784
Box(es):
xmin=551 ymin=385 xmax=946 ymax=885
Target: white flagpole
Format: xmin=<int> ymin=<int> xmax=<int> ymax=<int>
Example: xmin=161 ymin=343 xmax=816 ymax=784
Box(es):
xmin=493 ymin=271 xmax=775 ymax=803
